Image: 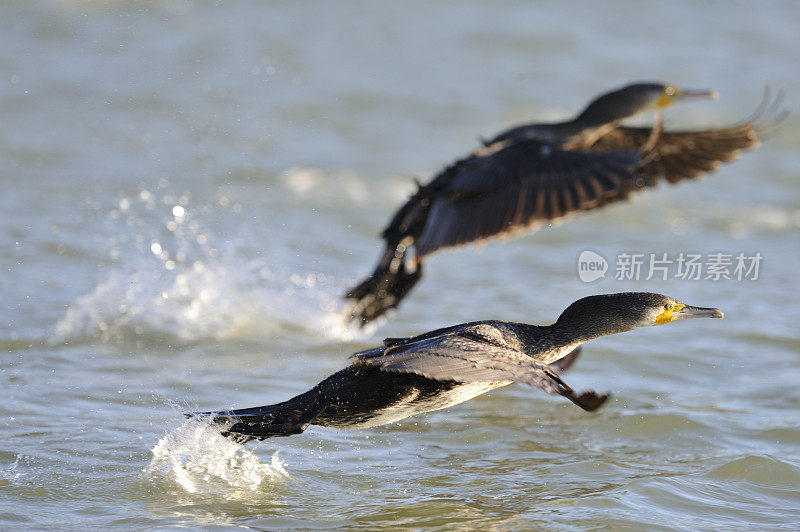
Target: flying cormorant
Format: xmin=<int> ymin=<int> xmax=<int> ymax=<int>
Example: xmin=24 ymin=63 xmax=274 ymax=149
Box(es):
xmin=346 ymin=82 xmax=785 ymax=324
xmin=196 ymin=292 xmax=723 ymax=442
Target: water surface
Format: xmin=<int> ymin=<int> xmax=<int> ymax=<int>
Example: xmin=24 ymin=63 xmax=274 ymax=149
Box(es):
xmin=2 ymin=1 xmax=799 ymax=529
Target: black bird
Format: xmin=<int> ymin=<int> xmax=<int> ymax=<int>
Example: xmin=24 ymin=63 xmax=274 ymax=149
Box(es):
xmin=346 ymin=82 xmax=785 ymax=324
xmin=196 ymin=292 xmax=723 ymax=442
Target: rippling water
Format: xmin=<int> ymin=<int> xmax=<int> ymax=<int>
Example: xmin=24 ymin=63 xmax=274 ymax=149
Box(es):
xmin=2 ymin=1 xmax=799 ymax=529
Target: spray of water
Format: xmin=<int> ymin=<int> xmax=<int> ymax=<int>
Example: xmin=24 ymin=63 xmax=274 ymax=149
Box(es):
xmin=144 ymin=417 xmax=291 ymax=494
xmin=51 ymin=186 xmax=371 ymax=345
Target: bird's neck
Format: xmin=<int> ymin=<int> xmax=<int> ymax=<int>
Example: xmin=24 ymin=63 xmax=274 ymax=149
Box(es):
xmin=550 ymin=318 xmax=634 ymax=346
xmin=562 ymin=95 xmax=645 ymax=147
xmin=573 ymin=93 xmax=639 ymax=129
xmin=511 ymin=322 xmax=589 ymax=364
xmin=510 ymin=318 xmax=636 ymax=365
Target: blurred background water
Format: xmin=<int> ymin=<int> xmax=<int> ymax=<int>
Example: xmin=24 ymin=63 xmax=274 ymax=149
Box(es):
xmin=1 ymin=1 xmax=799 ymax=529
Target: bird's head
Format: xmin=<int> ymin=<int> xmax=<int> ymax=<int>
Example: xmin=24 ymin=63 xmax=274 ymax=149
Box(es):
xmin=555 ymin=292 xmax=724 ymax=339
xmin=576 ymin=82 xmax=719 ymax=126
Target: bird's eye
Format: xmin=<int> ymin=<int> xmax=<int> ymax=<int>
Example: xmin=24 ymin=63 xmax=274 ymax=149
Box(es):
xmin=665 ymin=86 xmax=676 ymax=96
xmin=665 ymin=301 xmax=676 ymax=311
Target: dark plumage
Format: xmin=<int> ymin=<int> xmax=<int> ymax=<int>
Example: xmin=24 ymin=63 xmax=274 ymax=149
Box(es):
xmin=346 ymin=83 xmax=786 ymax=324
xmin=194 ymin=292 xmax=723 ymax=442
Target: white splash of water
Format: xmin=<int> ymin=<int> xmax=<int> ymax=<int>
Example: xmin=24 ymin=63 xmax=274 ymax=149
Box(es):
xmin=144 ymin=417 xmax=291 ymax=494
xmin=51 ymin=258 xmax=361 ymax=344
xmin=51 ymin=188 xmax=368 ymax=345
xmin=0 ymin=454 xmax=22 ymax=482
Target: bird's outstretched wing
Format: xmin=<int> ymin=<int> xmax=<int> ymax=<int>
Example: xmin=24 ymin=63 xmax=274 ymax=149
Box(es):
xmin=414 ymin=139 xmax=643 ymax=255
xmin=353 ymin=325 xmax=595 ymax=404
xmin=380 ymin=331 xmax=583 ymax=373
xmin=589 ymin=88 xmax=788 ymax=183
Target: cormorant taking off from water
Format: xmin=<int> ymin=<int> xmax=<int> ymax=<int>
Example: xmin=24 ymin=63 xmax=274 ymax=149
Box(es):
xmin=346 ymin=82 xmax=785 ymax=324
xmin=196 ymin=292 xmax=723 ymax=442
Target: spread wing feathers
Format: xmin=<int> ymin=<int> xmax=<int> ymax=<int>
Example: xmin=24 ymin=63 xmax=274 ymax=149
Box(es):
xmin=353 ymin=326 xmax=571 ymax=396
xmin=380 ymin=334 xmax=583 ymax=373
xmin=414 ymin=139 xmax=643 ymax=255
xmin=589 ymin=88 xmax=788 ymax=184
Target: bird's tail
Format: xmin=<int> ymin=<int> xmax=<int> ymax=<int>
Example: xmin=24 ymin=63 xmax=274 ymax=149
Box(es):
xmin=345 ymin=237 xmax=423 ymax=325
xmin=189 ymin=397 xmax=323 ymax=442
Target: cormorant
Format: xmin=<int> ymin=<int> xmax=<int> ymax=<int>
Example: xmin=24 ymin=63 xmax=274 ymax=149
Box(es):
xmin=346 ymin=82 xmax=785 ymax=324
xmin=196 ymin=292 xmax=723 ymax=442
